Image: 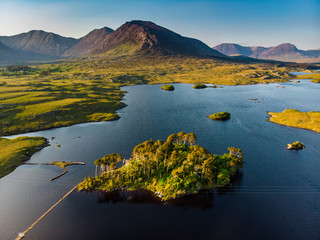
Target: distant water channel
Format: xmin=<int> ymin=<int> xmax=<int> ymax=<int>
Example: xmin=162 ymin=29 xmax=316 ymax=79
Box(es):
xmin=0 ymin=77 xmax=319 ymax=240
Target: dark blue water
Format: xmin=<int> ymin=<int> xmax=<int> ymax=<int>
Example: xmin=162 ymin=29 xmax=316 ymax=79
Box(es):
xmin=0 ymin=79 xmax=319 ymax=240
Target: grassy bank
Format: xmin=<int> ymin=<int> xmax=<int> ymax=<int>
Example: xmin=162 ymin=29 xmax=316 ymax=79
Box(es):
xmin=268 ymin=109 xmax=320 ymax=133
xmin=0 ymin=55 xmax=306 ymax=135
xmin=296 ymin=73 xmax=320 ymax=83
xmin=0 ymin=136 xmax=48 ymax=178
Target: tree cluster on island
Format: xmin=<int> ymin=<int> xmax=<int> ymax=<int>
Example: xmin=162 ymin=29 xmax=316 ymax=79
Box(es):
xmin=78 ymin=132 xmax=244 ymax=200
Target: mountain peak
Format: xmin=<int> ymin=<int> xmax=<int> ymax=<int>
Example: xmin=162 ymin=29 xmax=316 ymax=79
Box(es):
xmin=258 ymin=43 xmax=300 ymax=59
xmin=92 ymin=20 xmax=225 ymax=58
xmin=124 ymin=20 xmax=167 ymax=31
xmin=0 ymin=30 xmax=78 ymax=56
xmin=63 ymin=27 xmax=114 ymax=57
xmin=273 ymin=43 xmax=298 ymax=51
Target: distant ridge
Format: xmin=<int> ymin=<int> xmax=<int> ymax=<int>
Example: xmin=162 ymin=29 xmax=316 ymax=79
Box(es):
xmin=0 ymin=30 xmax=79 ymax=57
xmin=1 ymin=21 xmax=319 ymax=65
xmin=213 ymin=43 xmax=320 ymax=62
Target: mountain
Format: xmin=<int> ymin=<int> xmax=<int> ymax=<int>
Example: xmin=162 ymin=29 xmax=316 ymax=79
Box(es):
xmin=258 ymin=43 xmax=302 ymax=59
xmin=0 ymin=30 xmax=79 ymax=57
xmin=213 ymin=43 xmax=253 ymax=56
xmin=213 ymin=43 xmax=320 ymax=62
xmin=63 ymin=27 xmax=114 ymax=57
xmin=90 ymin=20 xmax=226 ymax=58
xmin=0 ymin=41 xmax=23 ymax=62
xmin=248 ymin=46 xmax=268 ymax=58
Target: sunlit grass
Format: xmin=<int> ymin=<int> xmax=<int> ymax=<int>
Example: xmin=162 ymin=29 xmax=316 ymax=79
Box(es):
xmin=0 ymin=136 xmax=47 ymax=178
xmin=268 ymin=109 xmax=320 ymax=133
xmin=296 ymin=73 xmax=320 ymax=83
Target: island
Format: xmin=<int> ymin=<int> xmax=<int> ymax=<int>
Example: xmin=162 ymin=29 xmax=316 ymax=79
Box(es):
xmin=286 ymin=141 xmax=306 ymax=150
xmin=78 ymin=132 xmax=244 ymax=200
xmin=161 ymin=85 xmax=175 ymax=91
xmin=192 ymin=84 xmax=207 ymax=89
xmin=268 ymin=109 xmax=320 ymax=133
xmin=208 ymin=111 xmax=231 ymax=120
xmin=0 ymin=136 xmax=48 ymax=178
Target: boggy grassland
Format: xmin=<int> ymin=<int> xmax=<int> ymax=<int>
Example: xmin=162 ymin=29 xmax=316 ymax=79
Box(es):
xmin=0 ymin=136 xmax=48 ymax=178
xmin=0 ymin=55 xmax=311 ymax=136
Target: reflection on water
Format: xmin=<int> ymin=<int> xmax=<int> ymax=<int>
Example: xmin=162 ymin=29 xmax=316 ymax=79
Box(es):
xmin=97 ymin=190 xmax=162 ymax=205
xmin=96 ymin=189 xmax=215 ymax=210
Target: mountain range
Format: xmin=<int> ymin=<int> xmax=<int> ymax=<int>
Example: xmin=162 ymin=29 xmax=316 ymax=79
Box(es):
xmin=213 ymin=43 xmax=320 ymax=63
xmin=0 ymin=20 xmax=319 ymax=65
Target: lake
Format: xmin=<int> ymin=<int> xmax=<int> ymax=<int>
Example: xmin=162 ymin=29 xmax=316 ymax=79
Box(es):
xmin=0 ymin=79 xmax=319 ymax=239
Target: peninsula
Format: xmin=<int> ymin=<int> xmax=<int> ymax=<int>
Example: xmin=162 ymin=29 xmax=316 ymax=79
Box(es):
xmin=78 ymin=132 xmax=244 ymax=200
xmin=0 ymin=136 xmax=48 ymax=178
xmin=268 ymin=109 xmax=320 ymax=133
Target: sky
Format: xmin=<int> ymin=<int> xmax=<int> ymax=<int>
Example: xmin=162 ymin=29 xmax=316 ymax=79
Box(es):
xmin=0 ymin=0 xmax=319 ymax=50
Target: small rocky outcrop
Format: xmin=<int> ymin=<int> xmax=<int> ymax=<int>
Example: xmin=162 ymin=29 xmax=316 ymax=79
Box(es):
xmin=286 ymin=141 xmax=306 ymax=150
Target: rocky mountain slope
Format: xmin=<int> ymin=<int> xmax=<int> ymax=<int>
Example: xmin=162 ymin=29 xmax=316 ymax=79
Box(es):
xmin=63 ymin=27 xmax=114 ymax=57
xmin=90 ymin=20 xmax=226 ymax=58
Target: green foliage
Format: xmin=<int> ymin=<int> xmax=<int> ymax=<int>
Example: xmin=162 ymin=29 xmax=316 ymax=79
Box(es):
xmin=192 ymin=84 xmax=207 ymax=89
xmin=6 ymin=65 xmax=31 ymax=72
xmin=39 ymin=69 xmax=51 ymax=76
xmin=208 ymin=111 xmax=231 ymax=120
xmin=78 ymin=132 xmax=244 ymax=200
xmin=0 ymin=136 xmax=47 ymax=178
xmin=268 ymin=109 xmax=320 ymax=133
xmin=161 ymin=85 xmax=174 ymax=91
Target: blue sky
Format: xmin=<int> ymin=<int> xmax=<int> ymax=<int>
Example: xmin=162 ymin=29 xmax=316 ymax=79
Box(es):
xmin=0 ymin=0 xmax=319 ymax=49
